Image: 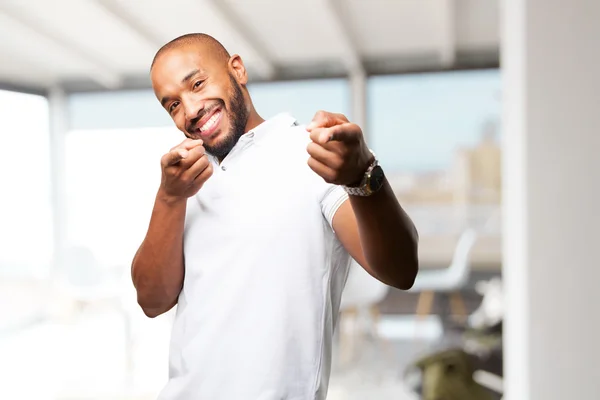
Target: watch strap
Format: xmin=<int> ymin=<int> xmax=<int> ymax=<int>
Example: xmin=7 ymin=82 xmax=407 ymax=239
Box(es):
xmin=343 ymin=151 xmax=379 ymax=197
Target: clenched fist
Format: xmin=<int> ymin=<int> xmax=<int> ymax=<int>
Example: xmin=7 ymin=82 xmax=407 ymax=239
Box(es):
xmin=159 ymin=138 xmax=213 ymax=202
xmin=306 ymin=111 xmax=373 ymax=186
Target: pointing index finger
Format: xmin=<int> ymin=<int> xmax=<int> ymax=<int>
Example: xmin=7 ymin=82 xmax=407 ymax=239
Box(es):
xmin=170 ymin=139 xmax=203 ymax=152
xmin=307 ymin=111 xmax=347 ymax=131
xmin=316 ymin=122 xmax=360 ymax=144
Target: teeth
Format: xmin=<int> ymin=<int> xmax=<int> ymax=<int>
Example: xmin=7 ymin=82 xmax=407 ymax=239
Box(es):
xmin=200 ymin=111 xmax=220 ymax=132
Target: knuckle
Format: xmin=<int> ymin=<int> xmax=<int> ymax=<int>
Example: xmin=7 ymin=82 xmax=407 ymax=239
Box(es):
xmin=309 ymin=130 xmax=321 ymax=143
xmin=179 ymin=176 xmax=192 ymax=186
xmin=314 ymin=110 xmax=328 ymax=120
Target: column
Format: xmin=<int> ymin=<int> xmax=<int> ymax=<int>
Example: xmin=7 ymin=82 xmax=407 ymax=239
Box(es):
xmin=48 ymin=87 xmax=69 ymax=277
xmin=502 ymin=1 xmax=600 ymax=399
xmin=349 ymin=68 xmax=367 ymax=139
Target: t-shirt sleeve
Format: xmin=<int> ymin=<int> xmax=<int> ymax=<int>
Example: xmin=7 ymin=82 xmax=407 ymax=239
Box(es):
xmin=320 ymin=183 xmax=349 ymax=229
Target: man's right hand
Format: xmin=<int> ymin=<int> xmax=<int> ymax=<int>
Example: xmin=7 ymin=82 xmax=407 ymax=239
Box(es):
xmin=159 ymin=138 xmax=213 ymax=203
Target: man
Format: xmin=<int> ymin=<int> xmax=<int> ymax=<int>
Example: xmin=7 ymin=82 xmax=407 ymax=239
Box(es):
xmin=133 ymin=33 xmax=418 ymax=400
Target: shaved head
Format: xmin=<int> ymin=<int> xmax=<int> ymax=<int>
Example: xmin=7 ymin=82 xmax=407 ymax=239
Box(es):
xmin=151 ymin=33 xmax=231 ymax=70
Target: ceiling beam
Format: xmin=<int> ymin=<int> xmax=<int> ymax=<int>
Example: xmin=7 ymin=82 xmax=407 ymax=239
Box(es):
xmin=92 ymin=0 xmax=164 ymax=49
xmin=439 ymin=0 xmax=457 ymax=67
xmin=0 ymin=4 xmax=122 ymax=89
xmin=57 ymin=50 xmax=499 ymax=94
xmin=203 ymin=0 xmax=276 ymax=80
xmin=0 ymin=80 xmax=47 ymax=96
xmin=321 ymin=0 xmax=363 ymax=75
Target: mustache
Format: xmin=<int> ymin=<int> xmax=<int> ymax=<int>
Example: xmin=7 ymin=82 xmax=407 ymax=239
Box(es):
xmin=186 ymin=102 xmax=224 ymax=133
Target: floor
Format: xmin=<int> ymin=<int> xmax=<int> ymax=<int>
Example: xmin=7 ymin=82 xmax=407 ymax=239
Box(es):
xmin=0 ymin=271 xmax=497 ymax=400
xmin=0 ymin=307 xmax=446 ymax=400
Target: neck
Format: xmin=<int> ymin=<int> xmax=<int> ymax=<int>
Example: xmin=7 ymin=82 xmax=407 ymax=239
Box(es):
xmin=244 ymin=109 xmax=265 ymax=133
xmin=215 ymin=109 xmax=264 ymax=164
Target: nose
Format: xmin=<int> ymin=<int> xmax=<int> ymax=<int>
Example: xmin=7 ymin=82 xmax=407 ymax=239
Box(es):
xmin=182 ymin=95 xmax=206 ymax=125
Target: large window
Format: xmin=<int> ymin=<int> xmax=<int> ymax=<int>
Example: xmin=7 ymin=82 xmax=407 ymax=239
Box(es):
xmin=368 ymin=70 xmax=501 ymax=173
xmin=368 ymin=70 xmax=502 ymax=266
xmin=0 ymin=90 xmax=52 ymax=278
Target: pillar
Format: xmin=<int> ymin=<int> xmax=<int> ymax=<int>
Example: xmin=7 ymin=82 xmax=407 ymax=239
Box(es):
xmin=349 ymin=68 xmax=367 ymax=139
xmin=502 ymin=0 xmax=600 ymax=399
xmin=48 ymin=87 xmax=69 ymax=276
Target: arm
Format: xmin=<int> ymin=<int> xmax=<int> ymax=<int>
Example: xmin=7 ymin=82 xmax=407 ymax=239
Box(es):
xmin=333 ymin=181 xmax=419 ymax=290
xmin=306 ymin=110 xmax=419 ymax=290
xmin=132 ymin=138 xmax=213 ymax=318
xmin=132 ymin=193 xmax=186 ymax=318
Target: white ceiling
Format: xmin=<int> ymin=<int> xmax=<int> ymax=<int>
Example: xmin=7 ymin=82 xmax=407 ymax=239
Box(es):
xmin=0 ymin=0 xmax=499 ymax=93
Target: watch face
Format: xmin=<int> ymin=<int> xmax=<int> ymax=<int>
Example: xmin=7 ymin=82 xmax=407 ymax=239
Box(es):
xmin=369 ymin=165 xmax=385 ymax=191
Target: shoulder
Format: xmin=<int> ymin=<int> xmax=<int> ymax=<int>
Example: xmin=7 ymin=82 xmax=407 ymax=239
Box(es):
xmin=274 ymin=125 xmax=311 ymax=154
xmin=255 ymin=115 xmax=325 ymax=184
xmin=258 ymin=115 xmax=312 ymax=161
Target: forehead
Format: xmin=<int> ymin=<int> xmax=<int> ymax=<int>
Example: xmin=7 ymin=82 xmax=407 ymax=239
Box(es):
xmin=151 ymin=44 xmax=219 ymax=88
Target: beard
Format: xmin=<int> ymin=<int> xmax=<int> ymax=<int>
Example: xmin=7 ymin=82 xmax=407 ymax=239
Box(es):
xmin=203 ymin=74 xmax=249 ymax=160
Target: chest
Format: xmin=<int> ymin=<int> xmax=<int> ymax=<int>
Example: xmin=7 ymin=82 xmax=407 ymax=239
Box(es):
xmin=184 ymin=146 xmax=322 ymax=251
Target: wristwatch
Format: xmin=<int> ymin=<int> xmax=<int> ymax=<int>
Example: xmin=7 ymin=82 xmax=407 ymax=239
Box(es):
xmin=343 ymin=150 xmax=385 ymax=197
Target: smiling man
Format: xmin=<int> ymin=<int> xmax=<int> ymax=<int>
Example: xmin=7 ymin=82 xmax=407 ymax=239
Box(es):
xmin=133 ymin=33 xmax=418 ymax=400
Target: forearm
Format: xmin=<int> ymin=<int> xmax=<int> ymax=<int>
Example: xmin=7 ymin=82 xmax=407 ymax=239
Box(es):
xmin=349 ymin=179 xmax=419 ymax=289
xmin=132 ymin=190 xmax=187 ymax=317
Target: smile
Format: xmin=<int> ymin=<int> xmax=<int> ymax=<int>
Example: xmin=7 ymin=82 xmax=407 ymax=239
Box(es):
xmin=197 ymin=109 xmax=222 ymax=138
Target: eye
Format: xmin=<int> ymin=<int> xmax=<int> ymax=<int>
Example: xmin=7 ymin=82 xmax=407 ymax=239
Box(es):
xmin=169 ymin=101 xmax=180 ymax=113
xmin=193 ymin=80 xmax=204 ymax=89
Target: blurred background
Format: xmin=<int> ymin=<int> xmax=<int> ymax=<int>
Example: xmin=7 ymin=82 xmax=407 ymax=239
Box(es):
xmin=0 ymin=0 xmax=597 ymax=399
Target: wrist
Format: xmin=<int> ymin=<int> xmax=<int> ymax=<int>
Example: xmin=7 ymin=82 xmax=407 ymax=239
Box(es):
xmin=156 ymin=189 xmax=187 ymax=207
xmin=343 ymin=150 xmax=385 ymax=196
xmin=347 ymin=150 xmax=377 ymax=188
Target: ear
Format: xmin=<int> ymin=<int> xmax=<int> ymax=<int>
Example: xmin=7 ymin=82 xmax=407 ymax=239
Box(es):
xmin=228 ymin=54 xmax=248 ymax=85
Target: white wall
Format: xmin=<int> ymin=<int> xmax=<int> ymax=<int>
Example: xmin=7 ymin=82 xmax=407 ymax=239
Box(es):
xmin=502 ymin=0 xmax=600 ymax=399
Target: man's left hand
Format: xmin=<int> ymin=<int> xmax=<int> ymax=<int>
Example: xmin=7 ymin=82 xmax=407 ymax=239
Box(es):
xmin=306 ymin=110 xmax=373 ymax=186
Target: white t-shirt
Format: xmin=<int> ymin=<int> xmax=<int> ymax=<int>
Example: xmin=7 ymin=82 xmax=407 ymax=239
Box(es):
xmin=158 ymin=113 xmax=352 ymax=400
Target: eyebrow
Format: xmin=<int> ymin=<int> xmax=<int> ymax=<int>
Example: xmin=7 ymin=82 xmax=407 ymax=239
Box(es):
xmin=182 ymin=69 xmax=200 ymax=84
xmin=160 ymin=69 xmax=201 ymax=107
